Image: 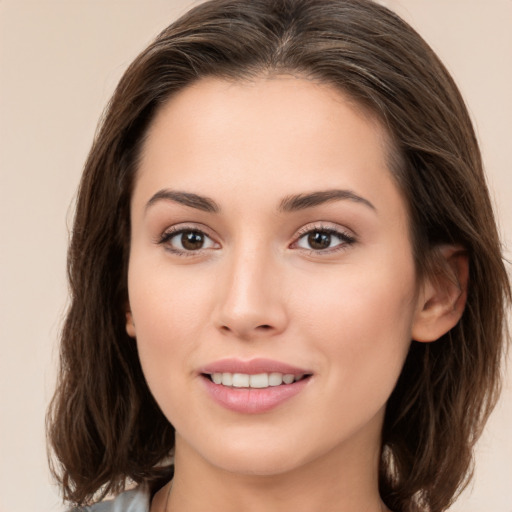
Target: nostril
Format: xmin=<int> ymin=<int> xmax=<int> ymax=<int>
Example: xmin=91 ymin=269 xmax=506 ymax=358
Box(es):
xmin=217 ymin=321 xmax=280 ymax=337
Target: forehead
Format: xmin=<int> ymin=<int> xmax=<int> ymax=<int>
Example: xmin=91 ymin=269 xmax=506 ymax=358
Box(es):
xmin=144 ymin=75 xmax=390 ymax=156
xmin=134 ymin=75 xmax=406 ymax=223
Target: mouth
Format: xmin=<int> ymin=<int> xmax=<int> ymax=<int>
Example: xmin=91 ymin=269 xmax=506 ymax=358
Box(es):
xmin=199 ymin=358 xmax=313 ymax=413
xmin=202 ymin=372 xmax=312 ymax=389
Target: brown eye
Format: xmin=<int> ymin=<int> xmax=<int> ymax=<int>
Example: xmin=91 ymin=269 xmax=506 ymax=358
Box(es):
xmin=160 ymin=228 xmax=217 ymax=253
xmin=307 ymin=231 xmax=331 ymax=250
xmin=181 ymin=231 xmax=205 ymax=250
xmin=296 ymin=228 xmax=356 ymax=252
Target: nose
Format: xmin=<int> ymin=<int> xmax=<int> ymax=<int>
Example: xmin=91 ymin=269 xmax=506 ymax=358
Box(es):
xmin=213 ymin=245 xmax=288 ymax=340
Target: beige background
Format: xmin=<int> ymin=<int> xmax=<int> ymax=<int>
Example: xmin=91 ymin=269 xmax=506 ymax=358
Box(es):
xmin=0 ymin=1 xmax=510 ymax=511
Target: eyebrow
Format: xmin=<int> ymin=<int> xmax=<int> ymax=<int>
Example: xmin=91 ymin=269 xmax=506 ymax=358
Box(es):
xmin=279 ymin=189 xmax=376 ymax=212
xmin=145 ymin=188 xmax=375 ymax=214
xmin=145 ymin=189 xmax=220 ymax=213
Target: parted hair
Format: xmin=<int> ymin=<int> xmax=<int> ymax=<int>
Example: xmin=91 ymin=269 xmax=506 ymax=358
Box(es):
xmin=47 ymin=1 xmax=510 ymax=511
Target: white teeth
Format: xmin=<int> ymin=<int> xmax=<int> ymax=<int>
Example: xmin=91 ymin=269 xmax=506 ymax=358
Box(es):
xmin=268 ymin=372 xmax=283 ymax=386
xmin=282 ymin=374 xmax=295 ymax=384
xmin=232 ymin=373 xmax=250 ymax=388
xmin=210 ymin=372 xmax=305 ymax=388
xmin=249 ymin=373 xmax=269 ymax=388
xmin=222 ymin=372 xmax=233 ymax=386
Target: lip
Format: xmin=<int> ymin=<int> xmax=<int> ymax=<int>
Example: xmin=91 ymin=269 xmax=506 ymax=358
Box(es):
xmin=199 ymin=358 xmax=313 ymax=414
xmin=199 ymin=357 xmax=311 ymax=376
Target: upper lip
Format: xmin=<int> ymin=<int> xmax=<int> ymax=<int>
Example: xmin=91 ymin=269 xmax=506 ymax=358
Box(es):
xmin=199 ymin=358 xmax=312 ymax=376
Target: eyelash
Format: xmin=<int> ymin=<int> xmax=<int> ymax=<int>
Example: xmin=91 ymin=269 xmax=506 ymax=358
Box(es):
xmin=156 ymin=224 xmax=356 ymax=257
xmin=157 ymin=225 xmax=218 ymax=257
xmin=293 ymin=224 xmax=357 ymax=255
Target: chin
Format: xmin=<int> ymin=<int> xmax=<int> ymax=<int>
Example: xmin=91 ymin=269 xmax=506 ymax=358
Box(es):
xmin=208 ymin=448 xmax=306 ymax=477
xmin=191 ymin=427 xmax=335 ymax=478
xmin=175 ymin=425 xmax=307 ymax=476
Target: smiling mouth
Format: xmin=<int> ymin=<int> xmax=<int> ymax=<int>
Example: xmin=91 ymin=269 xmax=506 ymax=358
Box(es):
xmin=202 ymin=372 xmax=312 ymax=389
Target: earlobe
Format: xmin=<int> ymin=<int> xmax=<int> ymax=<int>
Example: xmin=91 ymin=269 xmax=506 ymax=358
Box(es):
xmin=126 ymin=310 xmax=136 ymax=338
xmin=412 ymin=245 xmax=469 ymax=343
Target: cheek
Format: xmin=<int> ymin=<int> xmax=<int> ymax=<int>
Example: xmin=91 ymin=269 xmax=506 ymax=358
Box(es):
xmin=127 ymin=261 xmax=212 ymax=394
xmin=295 ymin=260 xmax=417 ymax=393
xmin=130 ymin=258 xmax=211 ymax=335
xmin=129 ymin=276 xmax=208 ymax=428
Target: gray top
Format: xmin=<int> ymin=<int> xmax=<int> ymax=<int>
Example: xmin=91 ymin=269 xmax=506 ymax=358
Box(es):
xmin=71 ymin=486 xmax=150 ymax=512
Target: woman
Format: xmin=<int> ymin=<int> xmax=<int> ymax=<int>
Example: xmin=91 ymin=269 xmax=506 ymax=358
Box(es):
xmin=47 ymin=1 xmax=510 ymax=511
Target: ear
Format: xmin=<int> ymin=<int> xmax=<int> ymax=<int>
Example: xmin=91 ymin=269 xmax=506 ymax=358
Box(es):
xmin=125 ymin=306 xmax=136 ymax=338
xmin=412 ymin=245 xmax=469 ymax=343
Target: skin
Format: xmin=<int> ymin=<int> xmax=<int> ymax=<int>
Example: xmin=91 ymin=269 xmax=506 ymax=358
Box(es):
xmin=126 ymin=76 xmax=467 ymax=512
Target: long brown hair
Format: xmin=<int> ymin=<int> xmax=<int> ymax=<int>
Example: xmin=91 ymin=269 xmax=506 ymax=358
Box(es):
xmin=47 ymin=1 xmax=510 ymax=510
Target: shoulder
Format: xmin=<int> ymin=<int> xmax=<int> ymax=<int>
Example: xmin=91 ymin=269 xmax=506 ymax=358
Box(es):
xmin=68 ymin=486 xmax=151 ymax=512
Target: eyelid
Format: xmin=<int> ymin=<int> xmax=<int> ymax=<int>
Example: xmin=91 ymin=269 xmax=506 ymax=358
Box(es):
xmin=154 ymin=221 xmax=356 ymax=256
xmin=291 ymin=222 xmax=357 ymax=253
xmin=156 ymin=223 xmax=220 ymax=255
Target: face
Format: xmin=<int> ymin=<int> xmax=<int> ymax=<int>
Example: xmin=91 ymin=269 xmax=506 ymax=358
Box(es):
xmin=127 ymin=76 xmax=424 ymax=477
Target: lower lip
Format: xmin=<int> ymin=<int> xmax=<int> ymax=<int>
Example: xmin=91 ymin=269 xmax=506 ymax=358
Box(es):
xmin=201 ymin=375 xmax=311 ymax=414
